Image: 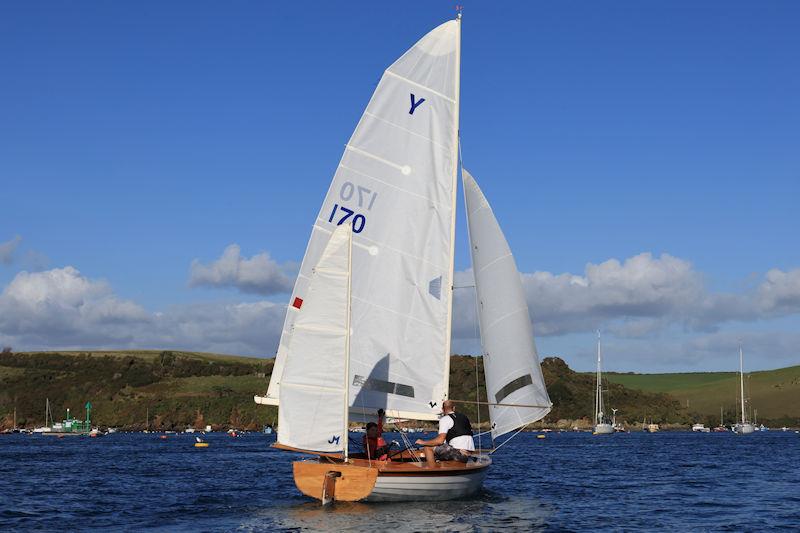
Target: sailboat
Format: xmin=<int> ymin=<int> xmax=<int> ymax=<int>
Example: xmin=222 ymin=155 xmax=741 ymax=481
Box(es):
xmin=733 ymin=344 xmax=755 ymax=435
xmin=593 ymin=332 xmax=613 ymax=435
xmin=254 ymin=14 xmax=552 ymax=503
xmin=712 ymin=406 xmax=727 ymax=432
xmin=32 ymin=398 xmax=55 ymax=433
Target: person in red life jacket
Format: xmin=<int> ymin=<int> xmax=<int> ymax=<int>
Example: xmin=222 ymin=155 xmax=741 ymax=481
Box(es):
xmin=363 ymin=408 xmax=390 ymax=460
xmin=415 ymin=400 xmax=475 ymax=464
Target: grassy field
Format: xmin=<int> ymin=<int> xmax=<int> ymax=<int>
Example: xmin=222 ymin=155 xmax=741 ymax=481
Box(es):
xmin=605 ymin=365 xmax=800 ymax=423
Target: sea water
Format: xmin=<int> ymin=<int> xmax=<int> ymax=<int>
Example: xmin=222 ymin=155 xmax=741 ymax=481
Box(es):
xmin=1 ymin=431 xmax=798 ymax=531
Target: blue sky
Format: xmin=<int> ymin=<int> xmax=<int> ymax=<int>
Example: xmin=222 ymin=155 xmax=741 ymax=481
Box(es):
xmin=1 ymin=1 xmax=799 ymax=372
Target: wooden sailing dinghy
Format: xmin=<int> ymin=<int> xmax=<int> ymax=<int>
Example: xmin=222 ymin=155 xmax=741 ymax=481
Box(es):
xmin=254 ymin=13 xmax=552 ymax=503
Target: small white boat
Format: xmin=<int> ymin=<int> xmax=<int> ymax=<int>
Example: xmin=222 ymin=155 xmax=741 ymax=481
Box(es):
xmin=642 ymin=420 xmax=659 ymax=433
xmin=692 ymin=423 xmax=710 ymax=433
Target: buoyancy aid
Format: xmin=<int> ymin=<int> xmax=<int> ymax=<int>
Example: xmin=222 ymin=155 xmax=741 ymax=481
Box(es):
xmin=445 ymin=412 xmax=473 ymax=443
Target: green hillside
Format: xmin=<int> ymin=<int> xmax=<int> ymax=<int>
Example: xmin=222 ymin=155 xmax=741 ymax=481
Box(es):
xmin=0 ymin=350 xmax=277 ymax=431
xmin=1 ymin=350 xmax=692 ymax=431
xmin=605 ymin=365 xmax=800 ymax=426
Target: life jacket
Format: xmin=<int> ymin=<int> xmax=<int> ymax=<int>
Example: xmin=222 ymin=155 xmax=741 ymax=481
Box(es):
xmin=445 ymin=412 xmax=473 ymax=443
xmin=364 ymin=435 xmax=387 ymax=459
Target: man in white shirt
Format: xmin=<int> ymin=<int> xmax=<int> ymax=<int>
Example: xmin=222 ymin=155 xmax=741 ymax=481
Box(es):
xmin=415 ymin=400 xmax=475 ymax=464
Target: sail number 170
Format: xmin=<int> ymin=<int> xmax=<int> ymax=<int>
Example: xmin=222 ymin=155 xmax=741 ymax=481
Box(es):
xmin=328 ymin=204 xmax=365 ymax=233
xmin=327 ymin=181 xmax=377 ymax=234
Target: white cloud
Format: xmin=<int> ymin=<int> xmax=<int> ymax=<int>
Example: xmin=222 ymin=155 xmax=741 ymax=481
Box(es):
xmin=188 ymin=244 xmax=295 ymax=296
xmin=3 ymin=253 xmax=800 ymax=370
xmin=0 ymin=235 xmax=22 ymax=264
xmin=453 ymin=253 xmax=800 ymax=341
xmin=755 ymin=268 xmax=800 ymax=315
xmin=0 ymin=266 xmax=285 ymax=355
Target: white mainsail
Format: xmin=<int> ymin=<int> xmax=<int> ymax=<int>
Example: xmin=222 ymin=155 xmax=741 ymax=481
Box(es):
xmin=277 ymin=225 xmax=352 ymax=453
xmin=462 ymin=170 xmax=552 ymax=439
xmin=266 ymin=20 xmax=462 ymax=421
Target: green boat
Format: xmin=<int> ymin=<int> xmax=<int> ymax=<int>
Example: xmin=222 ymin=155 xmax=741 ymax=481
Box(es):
xmin=43 ymin=401 xmax=94 ymax=436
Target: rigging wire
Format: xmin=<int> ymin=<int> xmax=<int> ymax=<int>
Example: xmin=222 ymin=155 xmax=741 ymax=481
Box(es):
xmin=489 ymin=423 xmax=530 ymax=455
xmin=459 ymin=132 xmax=493 ymax=452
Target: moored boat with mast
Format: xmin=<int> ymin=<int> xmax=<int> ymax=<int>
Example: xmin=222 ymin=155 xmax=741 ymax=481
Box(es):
xmin=254 ymin=12 xmax=552 ymax=503
xmin=733 ymin=343 xmax=755 ymax=435
xmin=593 ymin=332 xmax=613 ymax=435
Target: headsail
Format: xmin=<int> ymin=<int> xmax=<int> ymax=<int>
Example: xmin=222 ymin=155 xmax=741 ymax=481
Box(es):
xmin=266 ymin=20 xmax=461 ymax=421
xmin=277 ymin=225 xmax=352 ymax=453
xmin=463 ymin=170 xmax=552 ymax=439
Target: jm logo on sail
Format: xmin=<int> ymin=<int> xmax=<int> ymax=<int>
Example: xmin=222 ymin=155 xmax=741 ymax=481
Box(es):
xmin=328 ymin=435 xmax=340 ymax=445
xmin=409 ymin=93 xmax=425 ymax=115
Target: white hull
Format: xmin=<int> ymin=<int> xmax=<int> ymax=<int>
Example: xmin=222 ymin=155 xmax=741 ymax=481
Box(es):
xmin=734 ymin=423 xmax=755 ymax=434
xmin=593 ymin=423 xmax=614 ymax=435
xmin=366 ymin=463 xmax=488 ymax=502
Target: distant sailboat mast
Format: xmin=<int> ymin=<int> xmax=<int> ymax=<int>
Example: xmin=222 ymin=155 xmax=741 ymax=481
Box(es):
xmin=739 ymin=343 xmax=746 ymax=425
xmin=595 ymin=330 xmax=603 ymax=426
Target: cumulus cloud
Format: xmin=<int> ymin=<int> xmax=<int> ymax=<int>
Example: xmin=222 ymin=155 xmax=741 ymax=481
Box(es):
xmin=3 ymin=252 xmax=800 ymax=368
xmin=188 ymin=244 xmax=295 ymax=296
xmin=0 ymin=266 xmax=286 ymax=355
xmin=755 ymin=268 xmax=800 ymax=315
xmin=0 ymin=235 xmax=22 ymax=264
xmin=0 ymin=267 xmax=151 ymax=346
xmin=452 ymin=253 xmax=800 ymax=342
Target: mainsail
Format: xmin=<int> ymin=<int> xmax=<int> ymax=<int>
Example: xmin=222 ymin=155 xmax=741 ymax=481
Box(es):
xmin=266 ymin=20 xmax=462 ymax=421
xmin=463 ymin=170 xmax=552 ymax=439
xmin=277 ymin=225 xmax=352 ymax=453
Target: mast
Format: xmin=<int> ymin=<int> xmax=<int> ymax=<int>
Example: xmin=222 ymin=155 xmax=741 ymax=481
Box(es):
xmin=739 ymin=343 xmax=746 ymax=425
xmin=595 ymin=330 xmax=602 ymax=425
xmin=342 ymin=225 xmax=353 ymax=462
xmin=441 ymin=11 xmax=462 ymax=403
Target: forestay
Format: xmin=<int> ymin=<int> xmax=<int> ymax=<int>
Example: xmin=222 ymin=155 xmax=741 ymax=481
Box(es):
xmin=463 ymin=170 xmax=552 ymax=439
xmin=266 ymin=20 xmax=461 ymax=421
xmin=277 ymin=225 xmax=351 ymax=453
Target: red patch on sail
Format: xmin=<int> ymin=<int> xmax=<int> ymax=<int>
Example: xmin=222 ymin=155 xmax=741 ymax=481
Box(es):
xmin=292 ymin=297 xmax=303 ymax=309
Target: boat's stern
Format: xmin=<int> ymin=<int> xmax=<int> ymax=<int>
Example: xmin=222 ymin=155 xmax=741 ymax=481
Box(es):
xmin=292 ymin=461 xmax=378 ymax=503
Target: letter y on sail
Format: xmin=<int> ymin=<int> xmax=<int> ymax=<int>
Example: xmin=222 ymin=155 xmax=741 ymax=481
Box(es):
xmin=267 ymin=20 xmax=461 ymax=421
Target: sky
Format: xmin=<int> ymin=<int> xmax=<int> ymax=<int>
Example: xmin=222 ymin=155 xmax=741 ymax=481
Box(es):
xmin=1 ymin=1 xmax=799 ymax=372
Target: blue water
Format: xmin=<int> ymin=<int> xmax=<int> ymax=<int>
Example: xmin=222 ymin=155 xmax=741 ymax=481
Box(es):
xmin=2 ymin=431 xmax=798 ymax=531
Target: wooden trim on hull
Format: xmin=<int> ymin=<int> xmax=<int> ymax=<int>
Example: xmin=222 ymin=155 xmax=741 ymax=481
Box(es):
xmin=293 ymin=462 xmax=378 ymax=502
xmin=291 ymin=455 xmax=491 ymax=503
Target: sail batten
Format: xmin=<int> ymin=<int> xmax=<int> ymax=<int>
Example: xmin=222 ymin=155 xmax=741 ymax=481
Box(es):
xmin=267 ymin=20 xmax=461 ymax=421
xmin=463 ymin=170 xmax=552 ymax=439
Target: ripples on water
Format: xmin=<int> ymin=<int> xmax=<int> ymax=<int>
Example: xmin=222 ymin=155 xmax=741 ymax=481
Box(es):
xmin=1 ymin=431 xmax=798 ymax=531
